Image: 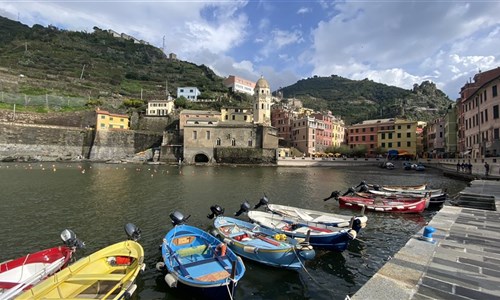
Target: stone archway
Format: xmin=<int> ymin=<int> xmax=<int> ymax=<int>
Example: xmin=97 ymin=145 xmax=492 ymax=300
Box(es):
xmin=194 ymin=153 xmax=210 ymax=163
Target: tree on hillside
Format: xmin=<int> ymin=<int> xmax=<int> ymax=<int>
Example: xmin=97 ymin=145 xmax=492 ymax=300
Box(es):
xmin=174 ymin=96 xmax=188 ymax=109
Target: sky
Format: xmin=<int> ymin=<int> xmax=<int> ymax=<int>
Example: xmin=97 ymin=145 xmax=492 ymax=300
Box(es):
xmin=1 ymin=1 xmax=500 ymax=100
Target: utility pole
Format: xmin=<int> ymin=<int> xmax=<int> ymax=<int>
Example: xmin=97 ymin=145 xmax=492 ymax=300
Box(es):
xmin=162 ymin=35 xmax=165 ymax=53
xmin=80 ymin=64 xmax=86 ymax=79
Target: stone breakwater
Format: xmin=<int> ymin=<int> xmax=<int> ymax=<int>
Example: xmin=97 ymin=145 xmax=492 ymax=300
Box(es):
xmin=0 ymin=122 xmax=162 ymax=162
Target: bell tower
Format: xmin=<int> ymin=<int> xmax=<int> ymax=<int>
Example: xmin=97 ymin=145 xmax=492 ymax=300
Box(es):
xmin=253 ymin=76 xmax=271 ymax=125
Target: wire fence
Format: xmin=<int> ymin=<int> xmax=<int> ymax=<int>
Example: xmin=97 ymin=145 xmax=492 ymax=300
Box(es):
xmin=0 ymin=91 xmax=88 ymax=110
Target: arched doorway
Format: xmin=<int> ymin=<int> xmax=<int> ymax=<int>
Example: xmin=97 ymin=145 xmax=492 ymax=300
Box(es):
xmin=194 ymin=153 xmax=210 ymax=163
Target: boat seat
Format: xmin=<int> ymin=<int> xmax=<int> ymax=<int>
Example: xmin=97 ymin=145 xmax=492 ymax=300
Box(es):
xmin=179 ymin=255 xmax=229 ymax=269
xmin=176 ymin=245 xmax=208 ymax=257
xmin=195 ymin=270 xmax=230 ymax=282
xmin=65 ymin=273 xmax=124 ymax=282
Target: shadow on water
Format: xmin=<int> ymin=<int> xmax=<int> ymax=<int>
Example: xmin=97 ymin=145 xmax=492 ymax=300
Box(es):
xmin=0 ymin=162 xmax=468 ymax=300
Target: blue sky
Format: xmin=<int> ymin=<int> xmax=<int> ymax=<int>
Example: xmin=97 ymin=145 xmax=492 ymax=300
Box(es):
xmin=1 ymin=1 xmax=500 ymax=100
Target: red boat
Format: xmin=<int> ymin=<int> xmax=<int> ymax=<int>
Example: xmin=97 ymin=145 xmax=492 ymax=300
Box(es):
xmin=338 ymin=195 xmax=429 ymax=213
xmin=0 ymin=229 xmax=83 ymax=300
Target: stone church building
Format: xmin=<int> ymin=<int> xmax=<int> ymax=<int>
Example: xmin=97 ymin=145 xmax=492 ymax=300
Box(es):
xmin=182 ymin=76 xmax=278 ymax=164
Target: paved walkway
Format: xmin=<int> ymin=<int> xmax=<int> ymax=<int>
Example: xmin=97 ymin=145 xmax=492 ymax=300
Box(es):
xmin=352 ymin=180 xmax=500 ymax=300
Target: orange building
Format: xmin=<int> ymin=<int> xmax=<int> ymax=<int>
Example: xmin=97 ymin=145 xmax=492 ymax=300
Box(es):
xmin=347 ymin=118 xmax=394 ymax=156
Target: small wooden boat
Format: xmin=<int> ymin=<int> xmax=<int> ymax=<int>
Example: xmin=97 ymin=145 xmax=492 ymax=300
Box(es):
xmin=356 ymin=181 xmax=428 ymax=191
xmin=337 ymin=195 xmax=429 ymax=213
xmin=159 ymin=211 xmax=245 ymax=300
xmin=246 ymin=210 xmax=358 ymax=251
xmin=364 ymin=189 xmax=446 ymax=208
xmin=351 ymin=182 xmax=446 ymax=208
xmin=0 ymin=229 xmax=83 ymax=300
xmin=17 ymin=224 xmax=145 ymax=300
xmin=207 ymin=205 xmax=315 ymax=270
xmin=263 ymin=202 xmax=368 ymax=231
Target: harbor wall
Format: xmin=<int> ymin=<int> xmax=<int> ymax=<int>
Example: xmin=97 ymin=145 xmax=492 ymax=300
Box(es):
xmin=0 ymin=122 xmax=162 ymax=161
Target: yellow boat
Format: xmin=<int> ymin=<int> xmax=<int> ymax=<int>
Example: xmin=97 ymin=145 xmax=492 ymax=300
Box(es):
xmin=17 ymin=224 xmax=145 ymax=300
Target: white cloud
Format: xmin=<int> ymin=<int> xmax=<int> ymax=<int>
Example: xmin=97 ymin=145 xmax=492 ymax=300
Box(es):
xmin=297 ymin=7 xmax=311 ymax=14
xmin=259 ymin=28 xmax=304 ymax=58
xmin=310 ymin=2 xmax=500 ymax=97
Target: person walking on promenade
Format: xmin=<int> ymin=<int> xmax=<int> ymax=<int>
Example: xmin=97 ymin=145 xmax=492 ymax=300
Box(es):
xmin=484 ymin=162 xmax=490 ymax=176
xmin=457 ymin=162 xmax=460 ymax=172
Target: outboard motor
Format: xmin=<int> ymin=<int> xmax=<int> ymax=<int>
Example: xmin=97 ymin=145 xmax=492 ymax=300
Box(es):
xmin=60 ymin=229 xmax=85 ymax=249
xmin=254 ymin=195 xmax=269 ymax=209
xmin=342 ymin=187 xmax=356 ymax=196
xmin=372 ymin=184 xmax=381 ymax=191
xmin=124 ymin=223 xmax=141 ymax=241
xmin=207 ymin=205 xmax=225 ymax=219
xmin=169 ymin=211 xmax=190 ymax=226
xmin=355 ymin=181 xmax=367 ymax=188
xmin=323 ymin=191 xmax=340 ymax=201
xmin=357 ymin=184 xmax=369 ymax=193
xmin=235 ymin=201 xmax=251 ymax=217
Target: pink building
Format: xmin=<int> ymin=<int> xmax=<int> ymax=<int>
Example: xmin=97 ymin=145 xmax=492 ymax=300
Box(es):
xmin=459 ymin=67 xmax=500 ymax=158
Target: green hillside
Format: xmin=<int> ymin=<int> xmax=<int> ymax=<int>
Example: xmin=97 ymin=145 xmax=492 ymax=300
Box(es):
xmin=279 ymin=75 xmax=453 ymax=124
xmin=0 ymin=16 xmax=228 ymax=111
xmin=0 ymin=16 xmax=453 ymax=124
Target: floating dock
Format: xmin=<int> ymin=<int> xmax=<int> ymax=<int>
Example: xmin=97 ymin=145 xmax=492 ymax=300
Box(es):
xmin=351 ymin=180 xmax=500 ymax=300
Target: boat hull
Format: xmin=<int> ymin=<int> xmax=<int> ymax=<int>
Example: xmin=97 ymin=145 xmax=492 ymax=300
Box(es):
xmin=17 ymin=241 xmax=145 ymax=300
xmin=161 ymin=224 xmax=245 ymax=300
xmin=266 ymin=203 xmax=368 ymax=232
xmin=339 ymin=196 xmax=427 ymax=213
xmin=213 ymin=216 xmax=315 ymax=270
xmin=247 ymin=211 xmax=357 ymax=251
xmin=0 ymin=246 xmax=73 ymax=300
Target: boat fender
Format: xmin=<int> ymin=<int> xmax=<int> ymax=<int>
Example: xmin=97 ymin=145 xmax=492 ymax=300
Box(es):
xmin=223 ymin=237 xmax=233 ymax=245
xmin=156 ymin=261 xmax=166 ymax=271
xmin=274 ymin=233 xmax=287 ymax=241
xmin=216 ymin=243 xmax=227 ymax=256
xmin=243 ymin=245 xmax=257 ymax=253
xmin=165 ymin=273 xmax=178 ymax=288
xmin=123 ymin=284 xmax=137 ymax=299
xmin=348 ymin=229 xmax=357 ymax=240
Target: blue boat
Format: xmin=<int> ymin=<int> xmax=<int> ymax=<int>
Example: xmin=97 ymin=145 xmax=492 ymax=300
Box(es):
xmin=158 ymin=212 xmax=246 ymax=300
xmin=246 ymin=210 xmax=358 ymax=251
xmin=207 ymin=205 xmax=315 ymax=270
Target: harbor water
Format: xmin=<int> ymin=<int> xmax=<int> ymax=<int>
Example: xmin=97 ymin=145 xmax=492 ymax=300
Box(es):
xmin=0 ymin=162 xmax=468 ymax=299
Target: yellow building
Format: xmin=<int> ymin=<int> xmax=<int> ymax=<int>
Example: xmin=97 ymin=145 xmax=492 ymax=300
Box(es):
xmin=96 ymin=109 xmax=129 ymax=130
xmin=220 ymin=107 xmax=253 ymax=123
xmin=377 ymin=118 xmax=418 ymax=156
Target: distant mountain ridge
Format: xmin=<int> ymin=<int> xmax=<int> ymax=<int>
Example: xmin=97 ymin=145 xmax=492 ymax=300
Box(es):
xmin=279 ymin=75 xmax=453 ymax=124
xmin=0 ymin=16 xmax=452 ymax=124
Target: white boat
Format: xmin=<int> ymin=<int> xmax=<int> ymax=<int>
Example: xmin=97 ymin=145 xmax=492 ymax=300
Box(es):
xmin=265 ymin=203 xmax=368 ymax=229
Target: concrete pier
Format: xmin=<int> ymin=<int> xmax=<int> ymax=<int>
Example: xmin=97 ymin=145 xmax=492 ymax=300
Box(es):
xmin=351 ymin=180 xmax=500 ymax=300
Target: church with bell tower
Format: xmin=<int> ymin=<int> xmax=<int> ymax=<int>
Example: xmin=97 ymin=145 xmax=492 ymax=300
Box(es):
xmin=253 ymin=76 xmax=272 ymax=125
